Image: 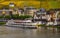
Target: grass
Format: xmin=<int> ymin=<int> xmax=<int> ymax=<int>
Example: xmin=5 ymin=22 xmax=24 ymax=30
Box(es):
xmin=37 ymin=24 xmax=46 ymax=27
xmin=0 ymin=22 xmax=6 ymax=25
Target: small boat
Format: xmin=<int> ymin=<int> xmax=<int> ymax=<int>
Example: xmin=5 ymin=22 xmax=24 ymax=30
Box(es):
xmin=5 ymin=19 xmax=38 ymax=29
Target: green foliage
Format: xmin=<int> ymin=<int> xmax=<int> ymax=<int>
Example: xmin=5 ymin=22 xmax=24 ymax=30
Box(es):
xmin=0 ymin=14 xmax=32 ymax=19
xmin=38 ymin=24 xmax=46 ymax=27
xmin=4 ymin=15 xmax=11 ymax=19
xmin=18 ymin=15 xmax=32 ymax=20
xmin=12 ymin=14 xmax=19 ymax=19
xmin=12 ymin=14 xmax=32 ymax=19
xmin=0 ymin=22 xmax=6 ymax=25
xmin=0 ymin=16 xmax=4 ymax=19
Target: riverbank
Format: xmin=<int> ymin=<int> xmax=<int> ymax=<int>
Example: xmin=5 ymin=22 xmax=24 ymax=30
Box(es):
xmin=38 ymin=24 xmax=60 ymax=28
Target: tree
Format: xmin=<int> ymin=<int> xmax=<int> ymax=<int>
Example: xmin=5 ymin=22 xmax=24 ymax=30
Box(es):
xmin=18 ymin=15 xmax=32 ymax=20
xmin=0 ymin=16 xmax=4 ymax=19
xmin=4 ymin=15 xmax=11 ymax=19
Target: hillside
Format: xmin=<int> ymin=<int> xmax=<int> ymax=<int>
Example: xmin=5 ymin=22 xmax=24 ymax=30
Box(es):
xmin=0 ymin=1 xmax=40 ymax=8
xmin=0 ymin=0 xmax=60 ymax=9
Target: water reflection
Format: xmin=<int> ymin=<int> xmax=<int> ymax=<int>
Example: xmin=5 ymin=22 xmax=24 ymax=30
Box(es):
xmin=0 ymin=26 xmax=60 ymax=38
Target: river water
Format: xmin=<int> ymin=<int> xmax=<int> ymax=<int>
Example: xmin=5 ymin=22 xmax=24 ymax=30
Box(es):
xmin=0 ymin=26 xmax=60 ymax=38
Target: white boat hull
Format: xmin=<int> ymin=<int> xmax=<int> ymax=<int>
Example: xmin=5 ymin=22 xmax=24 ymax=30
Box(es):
xmin=5 ymin=20 xmax=37 ymax=29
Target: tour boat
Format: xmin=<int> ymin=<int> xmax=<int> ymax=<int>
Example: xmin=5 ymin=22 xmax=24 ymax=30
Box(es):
xmin=5 ymin=19 xmax=38 ymax=29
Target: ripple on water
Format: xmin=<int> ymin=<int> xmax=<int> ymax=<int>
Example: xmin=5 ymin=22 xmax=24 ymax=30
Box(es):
xmin=0 ymin=26 xmax=60 ymax=38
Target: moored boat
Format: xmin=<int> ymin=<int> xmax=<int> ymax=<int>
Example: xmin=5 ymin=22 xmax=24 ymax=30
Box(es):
xmin=5 ymin=19 xmax=38 ymax=29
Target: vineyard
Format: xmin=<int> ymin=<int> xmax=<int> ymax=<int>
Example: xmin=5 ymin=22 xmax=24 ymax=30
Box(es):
xmin=0 ymin=0 xmax=60 ymax=9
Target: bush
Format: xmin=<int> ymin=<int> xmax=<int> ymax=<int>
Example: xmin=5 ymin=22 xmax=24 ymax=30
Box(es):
xmin=0 ymin=14 xmax=32 ymax=20
xmin=38 ymin=24 xmax=46 ymax=27
xmin=18 ymin=15 xmax=32 ymax=20
xmin=4 ymin=15 xmax=11 ymax=19
xmin=0 ymin=16 xmax=4 ymax=19
xmin=0 ymin=22 xmax=6 ymax=25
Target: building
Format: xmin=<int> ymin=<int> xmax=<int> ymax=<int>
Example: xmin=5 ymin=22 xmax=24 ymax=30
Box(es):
xmin=18 ymin=8 xmax=24 ymax=16
xmin=0 ymin=9 xmax=13 ymax=16
xmin=34 ymin=8 xmax=46 ymax=20
xmin=0 ymin=10 xmax=3 ymax=16
xmin=24 ymin=7 xmax=37 ymax=16
xmin=46 ymin=9 xmax=60 ymax=25
xmin=9 ymin=2 xmax=15 ymax=8
xmin=46 ymin=9 xmax=56 ymax=22
xmin=33 ymin=8 xmax=47 ymax=24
